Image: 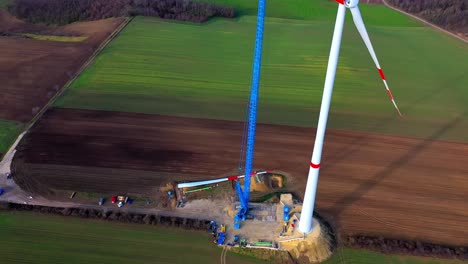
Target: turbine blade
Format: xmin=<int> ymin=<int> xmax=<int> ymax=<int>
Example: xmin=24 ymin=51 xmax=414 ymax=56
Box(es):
xmin=350 ymin=6 xmax=402 ymax=116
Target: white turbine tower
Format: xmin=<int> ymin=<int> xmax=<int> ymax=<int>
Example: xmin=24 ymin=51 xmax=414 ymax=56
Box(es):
xmin=299 ymin=0 xmax=402 ymax=234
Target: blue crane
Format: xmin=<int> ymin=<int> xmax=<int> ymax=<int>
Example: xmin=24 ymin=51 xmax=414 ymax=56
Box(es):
xmin=234 ymin=0 xmax=266 ymax=229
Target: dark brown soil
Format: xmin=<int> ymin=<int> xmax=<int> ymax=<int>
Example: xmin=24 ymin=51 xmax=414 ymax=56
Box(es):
xmin=13 ymin=108 xmax=468 ymax=246
xmin=0 ymin=10 xmax=124 ymax=122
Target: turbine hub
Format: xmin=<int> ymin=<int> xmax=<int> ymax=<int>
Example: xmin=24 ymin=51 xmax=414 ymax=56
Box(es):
xmin=344 ymin=0 xmax=359 ymax=8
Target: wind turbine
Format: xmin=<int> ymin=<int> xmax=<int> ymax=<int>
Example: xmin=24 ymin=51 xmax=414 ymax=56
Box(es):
xmin=298 ymin=0 xmax=402 ymax=234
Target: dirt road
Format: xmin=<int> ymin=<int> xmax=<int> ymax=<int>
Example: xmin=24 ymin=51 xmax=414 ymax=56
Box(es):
xmin=13 ymin=108 xmax=468 ymax=246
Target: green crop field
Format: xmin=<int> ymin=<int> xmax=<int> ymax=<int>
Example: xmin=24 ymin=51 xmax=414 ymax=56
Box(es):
xmin=324 ymin=248 xmax=464 ymax=264
xmin=0 ymin=120 xmax=22 ymax=157
xmin=202 ymin=0 xmax=419 ymax=26
xmin=0 ymin=211 xmax=263 ymax=264
xmin=0 ymin=0 xmax=11 ymax=10
xmin=55 ymin=1 xmax=468 ymax=142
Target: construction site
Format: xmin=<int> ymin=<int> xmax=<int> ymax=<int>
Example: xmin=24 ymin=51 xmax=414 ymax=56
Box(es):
xmin=1 ymin=0 xmax=468 ymax=263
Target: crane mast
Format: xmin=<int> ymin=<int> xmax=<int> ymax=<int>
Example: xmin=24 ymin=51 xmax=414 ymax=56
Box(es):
xmin=234 ymin=0 xmax=266 ymax=229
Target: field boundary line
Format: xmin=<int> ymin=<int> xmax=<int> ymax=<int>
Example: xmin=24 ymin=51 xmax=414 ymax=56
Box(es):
xmin=25 ymin=16 xmax=134 ymax=131
xmin=381 ymin=0 xmax=467 ymax=44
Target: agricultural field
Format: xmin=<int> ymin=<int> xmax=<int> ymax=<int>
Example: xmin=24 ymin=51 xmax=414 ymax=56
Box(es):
xmin=10 ymin=0 xmax=468 ymax=261
xmin=0 ymin=211 xmax=263 ymax=264
xmin=14 ymin=108 xmax=468 ymax=246
xmin=324 ymin=248 xmax=464 ymax=264
xmin=0 ymin=10 xmax=125 ymax=157
xmin=203 ymin=0 xmax=413 ymax=25
xmin=55 ymin=8 xmax=468 ymax=142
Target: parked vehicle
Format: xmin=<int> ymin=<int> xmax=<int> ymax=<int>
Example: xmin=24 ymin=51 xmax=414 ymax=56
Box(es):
xmin=111 ymin=196 xmax=117 ymax=204
xmin=98 ymin=198 xmax=105 ymax=205
xmin=217 ymin=232 xmax=225 ymax=245
xmin=0 ymin=188 xmax=4 ymax=195
xmin=118 ymin=201 xmax=124 ymax=208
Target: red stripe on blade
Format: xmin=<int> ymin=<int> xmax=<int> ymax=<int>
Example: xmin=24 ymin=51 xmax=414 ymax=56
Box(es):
xmin=378 ymin=68 xmax=386 ymax=80
xmin=386 ymin=89 xmax=394 ymax=100
xmin=335 ymin=0 xmax=344 ymax=4
xmin=310 ymin=162 xmax=320 ymax=169
xmin=227 ymin=176 xmax=238 ymax=181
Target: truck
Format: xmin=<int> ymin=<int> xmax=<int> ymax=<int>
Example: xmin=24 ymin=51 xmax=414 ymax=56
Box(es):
xmin=216 ymin=224 xmax=226 ymax=245
xmin=116 ymin=195 xmax=127 ymax=207
xmin=217 ymin=232 xmax=225 ymax=245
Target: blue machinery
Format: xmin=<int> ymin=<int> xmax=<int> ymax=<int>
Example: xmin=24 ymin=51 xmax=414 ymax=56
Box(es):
xmin=234 ymin=0 xmax=266 ymax=229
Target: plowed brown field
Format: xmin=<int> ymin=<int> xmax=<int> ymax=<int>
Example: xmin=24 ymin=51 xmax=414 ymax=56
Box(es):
xmin=0 ymin=11 xmax=124 ymax=122
xmin=14 ymin=108 xmax=468 ymax=246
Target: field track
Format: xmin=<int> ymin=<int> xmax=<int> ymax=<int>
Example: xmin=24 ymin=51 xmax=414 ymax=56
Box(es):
xmin=15 ymin=108 xmax=468 ymax=246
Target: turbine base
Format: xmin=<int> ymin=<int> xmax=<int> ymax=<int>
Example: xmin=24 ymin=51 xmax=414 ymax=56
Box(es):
xmin=279 ymin=217 xmax=333 ymax=263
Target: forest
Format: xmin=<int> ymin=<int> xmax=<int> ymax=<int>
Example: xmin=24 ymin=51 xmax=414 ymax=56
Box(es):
xmin=8 ymin=0 xmax=235 ymax=24
xmin=387 ymin=0 xmax=467 ymax=33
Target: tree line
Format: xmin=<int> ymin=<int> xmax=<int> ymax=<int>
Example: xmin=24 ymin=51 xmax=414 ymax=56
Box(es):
xmin=8 ymin=0 xmax=235 ymax=25
xmin=2 ymin=202 xmax=213 ymax=229
xmin=345 ymin=234 xmax=468 ymax=260
xmin=387 ymin=0 xmax=467 ymax=33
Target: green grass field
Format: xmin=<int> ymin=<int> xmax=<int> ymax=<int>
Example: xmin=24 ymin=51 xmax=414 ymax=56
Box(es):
xmin=0 ymin=120 xmax=23 ymax=157
xmin=0 ymin=211 xmax=463 ymax=264
xmin=202 ymin=0 xmax=420 ymax=26
xmin=324 ymin=248 xmax=464 ymax=264
xmin=0 ymin=211 xmax=263 ymax=264
xmin=0 ymin=0 xmax=11 ymax=10
xmin=56 ymin=11 xmax=468 ymax=141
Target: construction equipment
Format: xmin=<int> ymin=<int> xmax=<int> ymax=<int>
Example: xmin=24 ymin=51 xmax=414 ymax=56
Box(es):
xmin=209 ymin=221 xmax=217 ymax=234
xmin=239 ymin=238 xmax=247 ymax=247
xmin=283 ymin=205 xmax=290 ymax=222
xmin=176 ymin=200 xmax=185 ymax=208
xmin=217 ymin=232 xmax=226 ymax=245
xmin=215 ymin=224 xmax=227 ymax=245
xmin=254 ymin=241 xmax=272 ymax=247
xmin=234 ymin=0 xmax=266 ymax=228
xmin=113 ymin=195 xmax=128 ymax=208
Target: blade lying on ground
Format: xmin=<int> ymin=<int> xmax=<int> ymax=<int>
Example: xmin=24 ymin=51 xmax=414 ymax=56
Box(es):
xmin=350 ymin=6 xmax=402 ymax=116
